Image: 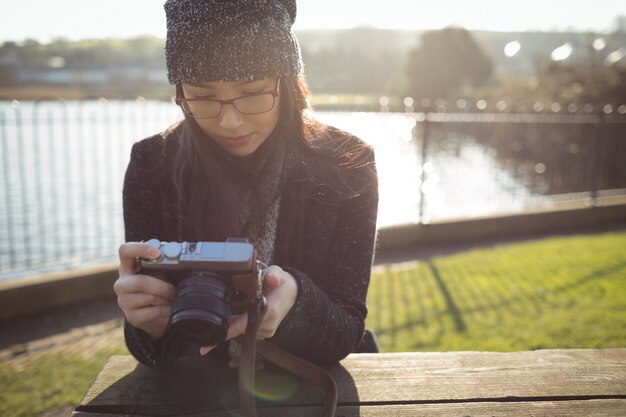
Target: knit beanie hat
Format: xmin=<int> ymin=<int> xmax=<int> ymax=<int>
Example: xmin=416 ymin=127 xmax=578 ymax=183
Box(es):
xmin=164 ymin=0 xmax=304 ymax=84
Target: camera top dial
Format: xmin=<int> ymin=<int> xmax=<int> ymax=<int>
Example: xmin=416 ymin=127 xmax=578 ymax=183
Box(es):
xmin=141 ymin=238 xmax=255 ymax=272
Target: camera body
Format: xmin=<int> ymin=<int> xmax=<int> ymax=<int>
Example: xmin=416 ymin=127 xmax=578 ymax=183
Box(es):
xmin=140 ymin=238 xmax=262 ymax=346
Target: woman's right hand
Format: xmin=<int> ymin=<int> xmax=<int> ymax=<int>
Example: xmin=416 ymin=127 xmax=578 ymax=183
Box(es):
xmin=114 ymin=242 xmax=176 ymax=341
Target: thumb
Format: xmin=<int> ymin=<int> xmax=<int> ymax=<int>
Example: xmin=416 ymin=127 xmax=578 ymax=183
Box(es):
xmin=199 ymin=345 xmax=214 ymax=356
xmin=263 ymin=266 xmax=285 ymax=289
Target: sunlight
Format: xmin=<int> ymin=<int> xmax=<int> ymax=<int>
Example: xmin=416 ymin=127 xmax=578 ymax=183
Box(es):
xmin=551 ymin=43 xmax=573 ymax=61
xmin=504 ymin=41 xmax=522 ymax=58
xmin=293 ymin=0 xmax=625 ymax=32
xmin=604 ymin=48 xmax=626 ymax=66
xmin=0 ymin=0 xmax=624 ymax=42
xmin=593 ymin=37 xmax=607 ymax=51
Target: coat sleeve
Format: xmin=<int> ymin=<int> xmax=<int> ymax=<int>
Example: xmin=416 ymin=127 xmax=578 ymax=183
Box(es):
xmin=270 ymin=145 xmax=379 ymax=364
xmin=121 ymin=136 xmax=190 ymax=367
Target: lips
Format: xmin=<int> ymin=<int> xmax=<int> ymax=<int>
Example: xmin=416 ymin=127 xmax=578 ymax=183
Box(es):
xmin=221 ymin=133 xmax=252 ymax=146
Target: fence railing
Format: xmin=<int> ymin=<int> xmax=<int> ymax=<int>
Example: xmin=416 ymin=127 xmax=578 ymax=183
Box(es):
xmin=411 ymin=111 xmax=626 ymax=222
xmin=1 ymin=98 xmax=625 ymax=280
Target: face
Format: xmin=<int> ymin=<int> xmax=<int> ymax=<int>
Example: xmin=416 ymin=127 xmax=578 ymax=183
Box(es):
xmin=181 ymin=78 xmax=280 ymax=157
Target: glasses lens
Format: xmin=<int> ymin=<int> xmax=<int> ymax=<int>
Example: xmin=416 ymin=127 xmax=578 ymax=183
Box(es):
xmin=182 ymin=101 xmax=221 ymax=119
xmin=233 ymin=94 xmax=275 ymax=115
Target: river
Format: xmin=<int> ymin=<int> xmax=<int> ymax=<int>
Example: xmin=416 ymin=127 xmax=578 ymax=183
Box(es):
xmin=0 ymin=100 xmax=544 ymax=280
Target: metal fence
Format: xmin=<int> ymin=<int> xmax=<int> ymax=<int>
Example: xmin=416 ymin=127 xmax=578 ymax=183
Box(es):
xmin=0 ymin=99 xmax=181 ymax=279
xmin=1 ymin=98 xmax=625 ymax=280
xmin=412 ymin=111 xmax=626 ymax=222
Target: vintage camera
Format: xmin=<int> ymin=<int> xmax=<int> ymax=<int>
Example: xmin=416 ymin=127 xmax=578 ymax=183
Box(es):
xmin=140 ymin=238 xmax=262 ymax=346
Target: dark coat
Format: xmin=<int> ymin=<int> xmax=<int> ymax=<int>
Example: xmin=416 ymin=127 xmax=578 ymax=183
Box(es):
xmin=122 ymin=123 xmax=378 ymax=366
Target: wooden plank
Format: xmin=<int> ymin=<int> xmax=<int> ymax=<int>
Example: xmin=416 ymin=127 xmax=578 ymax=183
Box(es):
xmin=77 ymin=349 xmax=626 ymax=416
xmin=337 ymin=349 xmax=626 ymax=402
xmin=77 ymin=355 xmax=243 ymax=416
xmin=72 ymin=399 xmax=626 ymax=417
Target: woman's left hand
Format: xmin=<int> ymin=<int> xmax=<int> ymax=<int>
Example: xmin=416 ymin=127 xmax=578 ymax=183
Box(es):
xmin=199 ymin=265 xmax=298 ymax=355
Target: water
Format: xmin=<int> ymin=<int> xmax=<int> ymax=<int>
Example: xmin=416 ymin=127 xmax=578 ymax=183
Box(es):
xmin=316 ymin=112 xmax=540 ymax=223
xmin=0 ymin=101 xmax=540 ymax=281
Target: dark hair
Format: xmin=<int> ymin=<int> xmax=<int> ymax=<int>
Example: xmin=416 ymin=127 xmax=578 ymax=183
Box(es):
xmin=166 ymin=75 xmax=375 ymax=241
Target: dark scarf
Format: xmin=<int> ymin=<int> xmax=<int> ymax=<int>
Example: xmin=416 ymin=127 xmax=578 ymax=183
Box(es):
xmin=175 ymin=120 xmax=296 ymax=263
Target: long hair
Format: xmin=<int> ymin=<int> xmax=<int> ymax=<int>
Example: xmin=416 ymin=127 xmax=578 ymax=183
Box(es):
xmin=165 ymin=75 xmax=375 ymax=241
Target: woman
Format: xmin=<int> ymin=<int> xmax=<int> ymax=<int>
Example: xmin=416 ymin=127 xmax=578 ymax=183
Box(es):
xmin=114 ymin=0 xmax=378 ymax=367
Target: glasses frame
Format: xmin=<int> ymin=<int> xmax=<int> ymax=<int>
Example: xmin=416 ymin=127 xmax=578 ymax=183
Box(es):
xmin=175 ymin=79 xmax=280 ymax=119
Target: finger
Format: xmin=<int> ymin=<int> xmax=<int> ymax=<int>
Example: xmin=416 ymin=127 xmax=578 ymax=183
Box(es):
xmin=255 ymin=308 xmax=284 ymax=340
xmin=117 ymin=292 xmax=172 ymax=311
xmin=257 ymin=272 xmax=298 ymax=339
xmin=114 ymin=274 xmax=176 ymax=300
xmin=118 ymin=242 xmax=161 ymax=273
xmin=226 ymin=314 xmax=247 ymax=340
xmin=256 ymin=326 xmax=276 ymax=340
xmin=256 ymin=300 xmax=281 ymax=338
xmin=125 ymin=305 xmax=171 ymax=328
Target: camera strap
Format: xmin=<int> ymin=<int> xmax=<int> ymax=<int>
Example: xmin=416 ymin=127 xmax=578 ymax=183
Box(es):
xmin=236 ymin=297 xmax=338 ymax=417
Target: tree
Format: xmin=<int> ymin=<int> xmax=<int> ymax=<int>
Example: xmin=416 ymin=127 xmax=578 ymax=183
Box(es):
xmin=300 ymin=27 xmax=406 ymax=95
xmin=405 ymin=27 xmax=493 ymax=100
xmin=480 ymin=62 xmax=626 ymax=109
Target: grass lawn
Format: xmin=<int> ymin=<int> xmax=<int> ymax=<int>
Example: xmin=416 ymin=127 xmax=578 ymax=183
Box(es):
xmin=367 ymin=229 xmax=626 ymax=352
xmin=1 ymin=228 xmax=625 ymax=416
xmin=0 ymin=347 xmax=127 ymax=417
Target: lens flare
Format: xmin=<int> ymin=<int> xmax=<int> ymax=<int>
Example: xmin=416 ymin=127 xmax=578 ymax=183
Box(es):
xmin=240 ymin=368 xmax=300 ymax=402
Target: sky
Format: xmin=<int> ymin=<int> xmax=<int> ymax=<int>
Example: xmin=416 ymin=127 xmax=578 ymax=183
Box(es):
xmin=0 ymin=0 xmax=625 ymax=43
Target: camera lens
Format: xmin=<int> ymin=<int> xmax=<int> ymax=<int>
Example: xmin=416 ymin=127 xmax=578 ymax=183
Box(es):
xmin=169 ymin=273 xmax=231 ymax=346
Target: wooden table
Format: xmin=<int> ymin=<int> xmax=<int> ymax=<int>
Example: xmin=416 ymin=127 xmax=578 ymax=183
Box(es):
xmin=73 ymin=349 xmax=626 ymax=416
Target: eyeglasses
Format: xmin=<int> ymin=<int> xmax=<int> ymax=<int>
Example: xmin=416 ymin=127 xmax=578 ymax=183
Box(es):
xmin=175 ymin=79 xmax=280 ymax=119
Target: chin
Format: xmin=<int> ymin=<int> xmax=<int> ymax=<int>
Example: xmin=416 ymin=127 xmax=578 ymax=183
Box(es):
xmin=222 ymin=143 xmax=261 ymax=157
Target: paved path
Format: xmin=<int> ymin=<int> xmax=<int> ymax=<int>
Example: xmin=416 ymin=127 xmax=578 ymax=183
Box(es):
xmin=0 ymin=297 xmax=124 ymax=367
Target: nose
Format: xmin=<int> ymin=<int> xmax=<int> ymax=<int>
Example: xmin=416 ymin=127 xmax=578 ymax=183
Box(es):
xmin=218 ymin=103 xmax=244 ymax=130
